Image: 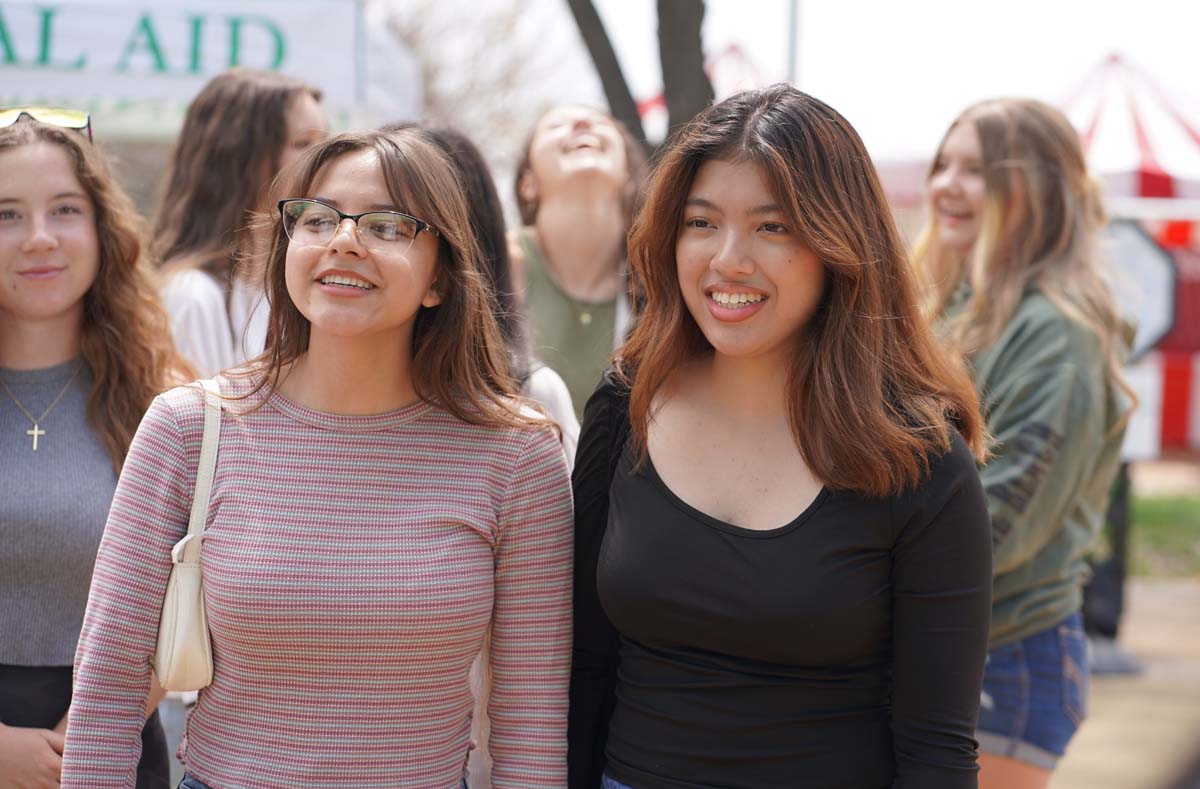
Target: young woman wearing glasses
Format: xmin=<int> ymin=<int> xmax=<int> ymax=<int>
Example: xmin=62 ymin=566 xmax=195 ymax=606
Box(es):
xmin=154 ymin=68 xmax=327 ymax=377
xmin=569 ymin=86 xmax=993 ymax=788
xmin=63 ymin=128 xmax=573 ymax=789
xmin=913 ymin=99 xmax=1134 ymax=789
xmin=0 ymin=113 xmax=183 ymax=788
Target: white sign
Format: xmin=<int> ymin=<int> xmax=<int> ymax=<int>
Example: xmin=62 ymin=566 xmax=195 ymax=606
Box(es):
xmin=1106 ymin=219 xmax=1177 ymax=362
xmin=0 ymin=0 xmax=421 ymax=134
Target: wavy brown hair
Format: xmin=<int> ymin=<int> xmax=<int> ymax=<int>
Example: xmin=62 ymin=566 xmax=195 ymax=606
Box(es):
xmin=0 ymin=119 xmax=186 ymax=471
xmin=239 ymin=128 xmax=542 ymax=430
xmin=621 ymin=85 xmax=986 ymax=496
xmin=152 ymin=68 xmax=321 ymax=286
xmin=913 ymin=98 xmax=1135 ymax=424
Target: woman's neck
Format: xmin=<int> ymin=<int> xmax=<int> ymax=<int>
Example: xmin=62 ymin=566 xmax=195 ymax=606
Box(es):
xmin=0 ymin=312 xmax=82 ymax=370
xmin=532 ymin=188 xmax=625 ymax=301
xmin=278 ymin=332 xmax=417 ymax=415
xmin=702 ymin=350 xmax=792 ymax=422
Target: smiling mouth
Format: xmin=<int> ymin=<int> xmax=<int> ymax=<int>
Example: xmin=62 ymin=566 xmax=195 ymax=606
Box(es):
xmin=708 ymin=291 xmax=766 ymax=308
xmin=938 ymin=205 xmax=973 ymax=220
xmin=318 ymin=274 xmax=375 ymax=290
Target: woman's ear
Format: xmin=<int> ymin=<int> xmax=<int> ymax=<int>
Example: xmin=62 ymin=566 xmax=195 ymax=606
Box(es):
xmin=517 ymin=169 xmax=538 ymax=206
xmin=421 ymin=283 xmax=442 ymax=308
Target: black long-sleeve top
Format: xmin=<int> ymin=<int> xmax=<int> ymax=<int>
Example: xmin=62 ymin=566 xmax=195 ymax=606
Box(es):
xmin=568 ymin=373 xmax=993 ymax=789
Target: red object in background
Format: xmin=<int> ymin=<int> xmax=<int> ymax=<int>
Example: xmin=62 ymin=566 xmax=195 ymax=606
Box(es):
xmin=1158 ymin=250 xmax=1199 ymax=449
xmin=1158 ymin=220 xmax=1194 ymax=248
xmin=1160 ymin=352 xmax=1195 ymax=447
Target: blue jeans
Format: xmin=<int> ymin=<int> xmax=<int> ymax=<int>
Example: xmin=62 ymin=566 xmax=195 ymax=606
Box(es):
xmin=976 ymin=612 xmax=1089 ymax=769
xmin=177 ymin=777 xmax=209 ymax=789
xmin=602 ymin=775 xmax=634 ymax=789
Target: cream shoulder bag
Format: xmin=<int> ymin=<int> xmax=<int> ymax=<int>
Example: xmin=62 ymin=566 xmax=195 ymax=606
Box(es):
xmin=153 ymin=378 xmax=221 ymax=692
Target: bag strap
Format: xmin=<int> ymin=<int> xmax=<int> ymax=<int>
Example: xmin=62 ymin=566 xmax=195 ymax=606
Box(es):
xmin=172 ymin=378 xmax=222 ymax=564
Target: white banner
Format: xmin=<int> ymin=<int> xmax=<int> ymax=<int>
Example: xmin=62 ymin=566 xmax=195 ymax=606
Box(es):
xmin=0 ymin=0 xmax=421 ymax=134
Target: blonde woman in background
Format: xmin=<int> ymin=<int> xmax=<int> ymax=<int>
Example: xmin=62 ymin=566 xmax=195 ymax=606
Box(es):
xmin=914 ymin=98 xmax=1135 ymax=789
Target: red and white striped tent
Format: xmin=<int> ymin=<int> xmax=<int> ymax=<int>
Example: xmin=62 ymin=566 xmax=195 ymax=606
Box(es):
xmin=1064 ymin=54 xmax=1200 ymax=457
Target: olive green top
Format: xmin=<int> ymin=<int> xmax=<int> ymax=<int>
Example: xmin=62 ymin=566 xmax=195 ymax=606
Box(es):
xmin=518 ymin=230 xmax=623 ymax=420
xmin=949 ymin=286 xmax=1131 ymax=647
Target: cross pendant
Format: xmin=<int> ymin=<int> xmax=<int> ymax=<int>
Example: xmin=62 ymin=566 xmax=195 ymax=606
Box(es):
xmin=27 ymin=423 xmax=45 ymax=451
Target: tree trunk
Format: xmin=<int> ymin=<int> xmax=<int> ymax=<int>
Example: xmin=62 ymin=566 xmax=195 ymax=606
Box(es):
xmin=657 ymin=0 xmax=714 ymax=138
xmin=564 ymin=0 xmax=650 ymax=152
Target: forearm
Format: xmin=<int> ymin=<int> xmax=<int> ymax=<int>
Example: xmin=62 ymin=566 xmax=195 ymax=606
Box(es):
xmin=55 ymin=674 xmax=164 ymax=735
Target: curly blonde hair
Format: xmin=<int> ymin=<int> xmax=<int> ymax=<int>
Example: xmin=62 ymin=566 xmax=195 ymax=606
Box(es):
xmin=0 ymin=119 xmax=188 ymax=471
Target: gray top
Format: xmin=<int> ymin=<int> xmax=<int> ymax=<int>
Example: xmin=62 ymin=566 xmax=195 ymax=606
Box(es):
xmin=0 ymin=358 xmax=115 ymax=666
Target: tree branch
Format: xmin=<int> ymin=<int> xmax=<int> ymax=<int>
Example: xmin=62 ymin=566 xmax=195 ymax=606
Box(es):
xmin=564 ymin=0 xmax=650 ymax=152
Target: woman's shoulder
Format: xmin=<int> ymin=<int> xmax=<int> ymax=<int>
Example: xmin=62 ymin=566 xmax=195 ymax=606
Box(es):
xmin=898 ymin=431 xmax=980 ymax=504
xmin=154 ymin=374 xmax=259 ymax=423
xmin=999 ymin=290 xmax=1104 ymax=360
xmin=524 ymin=365 xmax=577 ymax=422
xmin=891 ymin=430 xmax=987 ymax=534
xmin=159 ymin=267 xmax=225 ymax=315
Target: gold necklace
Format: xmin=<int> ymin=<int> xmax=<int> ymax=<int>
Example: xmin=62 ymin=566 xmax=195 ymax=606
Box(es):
xmin=0 ymin=363 xmax=83 ymax=451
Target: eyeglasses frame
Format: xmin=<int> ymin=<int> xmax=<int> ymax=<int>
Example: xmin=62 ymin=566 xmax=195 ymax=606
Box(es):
xmin=277 ymin=198 xmax=439 ymax=252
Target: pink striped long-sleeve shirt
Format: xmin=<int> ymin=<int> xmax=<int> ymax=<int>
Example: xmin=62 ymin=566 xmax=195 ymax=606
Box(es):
xmin=63 ymin=378 xmax=573 ymax=788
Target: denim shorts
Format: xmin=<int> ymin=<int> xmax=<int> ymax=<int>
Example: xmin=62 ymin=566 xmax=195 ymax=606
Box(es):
xmin=976 ymin=611 xmax=1089 ymax=769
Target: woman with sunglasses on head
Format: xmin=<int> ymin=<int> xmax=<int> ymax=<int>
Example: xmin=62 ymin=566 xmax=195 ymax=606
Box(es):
xmin=913 ymin=99 xmax=1134 ymax=789
xmin=0 ymin=112 xmax=183 ymax=788
xmin=569 ymin=85 xmax=994 ymax=789
xmin=155 ymin=68 xmax=326 ymax=377
xmin=63 ymin=128 xmax=573 ymax=789
xmin=512 ymin=105 xmax=647 ymax=419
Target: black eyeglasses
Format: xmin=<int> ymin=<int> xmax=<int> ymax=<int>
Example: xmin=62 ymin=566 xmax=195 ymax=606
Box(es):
xmin=278 ymin=198 xmax=438 ymax=254
xmin=0 ymin=107 xmax=93 ymax=141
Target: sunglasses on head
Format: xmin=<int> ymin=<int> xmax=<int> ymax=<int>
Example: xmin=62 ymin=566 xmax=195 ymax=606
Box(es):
xmin=0 ymin=106 xmax=93 ymax=141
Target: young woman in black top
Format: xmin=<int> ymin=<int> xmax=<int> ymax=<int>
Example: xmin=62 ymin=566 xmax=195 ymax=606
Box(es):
xmin=569 ymin=85 xmax=994 ymax=789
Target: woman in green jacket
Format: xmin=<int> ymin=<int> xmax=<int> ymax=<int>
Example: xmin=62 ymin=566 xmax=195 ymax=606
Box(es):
xmin=914 ymin=98 xmax=1135 ymax=789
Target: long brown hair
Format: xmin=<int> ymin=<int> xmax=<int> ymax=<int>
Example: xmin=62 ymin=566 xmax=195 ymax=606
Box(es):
xmin=622 ymin=85 xmax=986 ymax=496
xmin=913 ymin=98 xmax=1135 ymax=420
xmin=0 ymin=120 xmax=186 ymax=471
xmin=152 ymin=68 xmax=321 ymax=285
xmin=242 ymin=128 xmax=542 ymax=430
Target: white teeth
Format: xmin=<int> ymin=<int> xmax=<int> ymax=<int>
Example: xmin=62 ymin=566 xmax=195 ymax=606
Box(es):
xmin=710 ymin=291 xmax=763 ymax=307
xmin=320 ymin=274 xmax=374 ymax=290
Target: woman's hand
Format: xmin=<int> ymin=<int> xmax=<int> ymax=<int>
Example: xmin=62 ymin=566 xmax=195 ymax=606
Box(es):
xmin=0 ymin=723 xmax=64 ymax=789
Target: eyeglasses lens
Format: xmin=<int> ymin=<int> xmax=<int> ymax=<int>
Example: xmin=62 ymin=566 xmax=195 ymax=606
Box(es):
xmin=283 ymin=201 xmax=421 ymax=253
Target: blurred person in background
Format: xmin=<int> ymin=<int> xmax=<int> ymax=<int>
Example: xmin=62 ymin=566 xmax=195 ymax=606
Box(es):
xmin=570 ymin=85 xmax=993 ymax=789
xmin=512 ymin=105 xmax=647 ymax=418
xmin=0 ymin=110 xmax=185 ymax=789
xmin=396 ymin=123 xmax=579 ymax=462
xmin=155 ymin=68 xmax=326 ymax=377
xmin=63 ymin=128 xmax=572 ymax=789
xmin=914 ymin=98 xmax=1135 ymax=789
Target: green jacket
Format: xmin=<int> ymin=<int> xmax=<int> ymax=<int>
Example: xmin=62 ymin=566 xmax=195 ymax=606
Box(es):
xmin=958 ymin=289 xmax=1130 ymax=647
